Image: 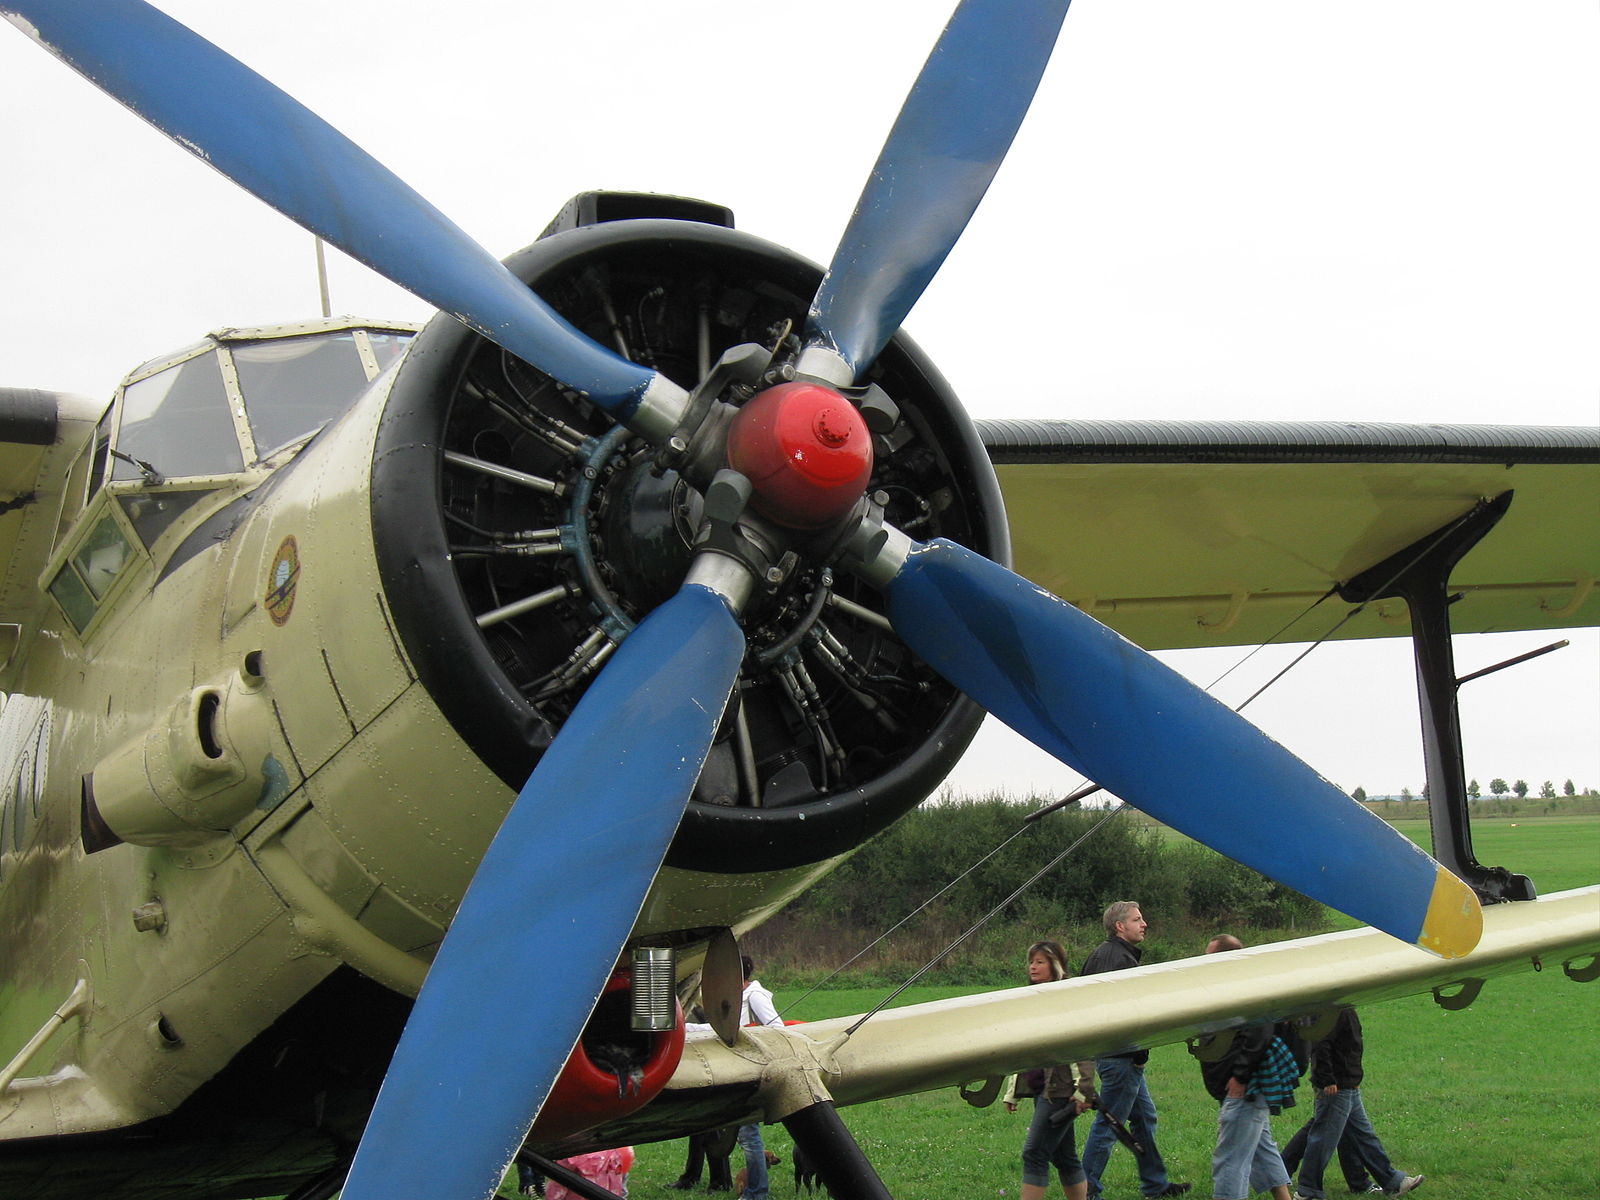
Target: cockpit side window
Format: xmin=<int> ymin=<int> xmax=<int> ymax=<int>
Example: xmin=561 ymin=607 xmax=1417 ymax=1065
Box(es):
xmin=115 ymin=353 xmax=242 ymax=481
xmin=232 ymin=332 xmax=375 ymax=458
xmin=47 ymin=506 xmax=137 ymax=633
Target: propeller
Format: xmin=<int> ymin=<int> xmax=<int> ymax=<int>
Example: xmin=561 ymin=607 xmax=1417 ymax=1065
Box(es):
xmin=5 ymin=1 xmax=1482 ymax=1198
xmin=801 ymin=0 xmax=1072 ymax=384
xmin=341 ymin=582 xmax=746 ymax=1199
xmin=0 ymin=0 xmax=684 ymax=430
xmin=874 ymin=537 xmax=1482 ymax=958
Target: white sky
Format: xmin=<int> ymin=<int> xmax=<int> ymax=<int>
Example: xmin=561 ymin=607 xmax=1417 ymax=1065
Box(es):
xmin=2 ymin=1 xmax=1595 ymax=797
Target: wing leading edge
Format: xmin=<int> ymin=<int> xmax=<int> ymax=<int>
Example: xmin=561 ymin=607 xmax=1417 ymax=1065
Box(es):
xmin=979 ymin=419 xmax=1599 ymax=651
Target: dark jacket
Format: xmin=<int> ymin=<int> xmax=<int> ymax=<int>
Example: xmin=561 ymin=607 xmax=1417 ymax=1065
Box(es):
xmin=1310 ymin=1009 xmax=1365 ymax=1091
xmin=1196 ymin=1021 xmax=1277 ymax=1102
xmin=1081 ymin=936 xmax=1148 ymax=1064
xmin=1081 ymin=935 xmax=1143 ymax=977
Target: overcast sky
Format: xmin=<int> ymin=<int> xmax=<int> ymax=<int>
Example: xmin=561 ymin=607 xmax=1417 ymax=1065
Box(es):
xmin=2 ymin=1 xmax=1595 ymax=799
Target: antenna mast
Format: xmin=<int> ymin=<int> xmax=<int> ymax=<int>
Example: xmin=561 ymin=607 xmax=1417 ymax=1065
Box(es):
xmin=314 ymin=235 xmax=332 ymax=318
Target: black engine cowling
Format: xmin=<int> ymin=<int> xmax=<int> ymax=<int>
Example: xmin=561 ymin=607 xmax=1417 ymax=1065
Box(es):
xmin=372 ymin=197 xmax=1007 ymax=874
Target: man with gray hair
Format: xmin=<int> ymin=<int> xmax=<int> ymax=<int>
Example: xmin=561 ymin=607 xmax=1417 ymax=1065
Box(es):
xmin=1080 ymin=901 xmax=1191 ymax=1200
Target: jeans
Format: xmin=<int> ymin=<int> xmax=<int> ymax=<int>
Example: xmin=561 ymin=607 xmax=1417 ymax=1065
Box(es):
xmin=1082 ymin=1056 xmax=1172 ymax=1199
xmin=1212 ymin=1095 xmax=1290 ymax=1200
xmin=1293 ymin=1088 xmax=1404 ymax=1197
xmin=1282 ymin=1114 xmax=1370 ymax=1191
xmin=1022 ymin=1096 xmax=1086 ymax=1188
xmin=737 ymin=1123 xmax=768 ymax=1200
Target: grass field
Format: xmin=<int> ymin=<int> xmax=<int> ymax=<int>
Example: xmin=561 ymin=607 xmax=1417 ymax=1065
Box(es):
xmin=1391 ymin=815 xmax=1599 ymax=893
xmin=1145 ymin=814 xmax=1599 ymax=896
xmin=605 ymin=816 xmax=1600 ymax=1200
xmin=615 ymin=969 xmax=1597 ymax=1200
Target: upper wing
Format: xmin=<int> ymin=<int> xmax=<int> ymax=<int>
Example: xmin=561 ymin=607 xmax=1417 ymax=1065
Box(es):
xmin=0 ymin=388 xmax=104 ymax=674
xmin=573 ymin=884 xmax=1599 ymax=1148
xmin=979 ymin=419 xmax=1599 ymax=651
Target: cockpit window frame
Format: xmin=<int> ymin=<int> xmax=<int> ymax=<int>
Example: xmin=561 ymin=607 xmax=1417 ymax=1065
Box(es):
xmin=112 ymin=345 xmax=245 ymax=484
xmin=102 ymin=319 xmax=420 ymax=491
xmin=46 ymin=319 xmax=418 ymax=640
xmin=42 ymin=490 xmax=146 ymax=636
xmin=219 ymin=327 xmax=409 ymax=465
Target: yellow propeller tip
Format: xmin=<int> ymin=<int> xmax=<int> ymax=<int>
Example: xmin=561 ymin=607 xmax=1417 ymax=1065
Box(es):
xmin=1416 ymin=865 xmax=1483 ymax=959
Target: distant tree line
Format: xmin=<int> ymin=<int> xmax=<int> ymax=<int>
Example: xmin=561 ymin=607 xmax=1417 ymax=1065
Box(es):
xmin=1348 ymin=778 xmax=1593 ymax=802
xmin=1340 ymin=788 xmax=1600 ymax=828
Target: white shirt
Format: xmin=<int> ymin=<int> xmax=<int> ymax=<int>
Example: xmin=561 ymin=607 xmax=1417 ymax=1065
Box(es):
xmin=687 ymin=979 xmax=783 ymax=1032
xmin=742 ymin=979 xmax=782 ymax=1028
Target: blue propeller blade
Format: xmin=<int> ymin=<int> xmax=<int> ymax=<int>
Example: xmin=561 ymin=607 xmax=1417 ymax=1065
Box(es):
xmin=2 ymin=0 xmax=661 ymax=418
xmin=804 ymin=0 xmax=1071 ymax=380
xmin=339 ymin=585 xmax=746 ymax=1200
xmin=883 ymin=539 xmax=1482 ymax=959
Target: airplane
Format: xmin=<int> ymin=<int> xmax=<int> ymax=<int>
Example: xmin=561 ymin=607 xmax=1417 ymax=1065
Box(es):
xmin=0 ymin=3 xmax=1595 ymax=1200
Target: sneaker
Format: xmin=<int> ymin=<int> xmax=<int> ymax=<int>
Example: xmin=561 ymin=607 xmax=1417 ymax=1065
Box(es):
xmin=1152 ymin=1187 xmax=1192 ymax=1197
xmin=1391 ymin=1177 xmax=1424 ymax=1196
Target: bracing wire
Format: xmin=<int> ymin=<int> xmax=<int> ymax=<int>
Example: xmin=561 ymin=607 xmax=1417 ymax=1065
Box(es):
xmin=781 ymin=815 xmax=1040 ymax=1015
xmin=1202 ymin=588 xmax=1336 ymax=693
xmin=842 ymin=804 xmax=1125 ymax=1036
xmin=1228 ymin=512 xmax=1476 ymax=713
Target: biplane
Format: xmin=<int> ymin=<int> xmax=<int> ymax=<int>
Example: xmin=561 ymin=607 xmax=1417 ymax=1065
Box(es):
xmin=0 ymin=2 xmax=1595 ymax=1199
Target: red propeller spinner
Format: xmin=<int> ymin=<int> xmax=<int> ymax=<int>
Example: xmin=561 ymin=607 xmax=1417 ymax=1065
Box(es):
xmin=725 ymin=381 xmax=874 ymax=529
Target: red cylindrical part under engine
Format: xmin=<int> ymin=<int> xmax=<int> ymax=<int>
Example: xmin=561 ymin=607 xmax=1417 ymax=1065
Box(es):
xmin=528 ymin=972 xmax=685 ymax=1144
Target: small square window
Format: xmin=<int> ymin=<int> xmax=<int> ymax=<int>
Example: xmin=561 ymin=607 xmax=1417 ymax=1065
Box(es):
xmin=48 ymin=566 xmax=97 ymax=632
xmin=72 ymin=515 xmax=134 ymax=599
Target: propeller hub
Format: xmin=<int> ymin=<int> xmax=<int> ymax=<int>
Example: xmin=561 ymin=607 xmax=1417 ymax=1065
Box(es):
xmin=726 ymin=382 xmax=873 ymax=528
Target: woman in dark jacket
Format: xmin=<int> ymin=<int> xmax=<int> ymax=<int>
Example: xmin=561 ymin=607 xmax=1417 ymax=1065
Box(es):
xmin=1003 ymin=940 xmax=1098 ymax=1200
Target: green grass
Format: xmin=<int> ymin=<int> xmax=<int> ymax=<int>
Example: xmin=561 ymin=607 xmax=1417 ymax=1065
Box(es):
xmin=621 ymin=969 xmax=1598 ymax=1200
xmin=1388 ymin=814 xmax=1600 ymax=893
xmin=1146 ymin=813 xmax=1599 ymax=897
xmin=1309 ymin=815 xmax=1600 ymax=935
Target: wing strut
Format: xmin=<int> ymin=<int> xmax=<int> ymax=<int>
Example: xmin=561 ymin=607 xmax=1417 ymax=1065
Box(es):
xmin=1337 ymin=490 xmax=1535 ymax=902
xmin=783 ymin=1102 xmax=895 ymax=1200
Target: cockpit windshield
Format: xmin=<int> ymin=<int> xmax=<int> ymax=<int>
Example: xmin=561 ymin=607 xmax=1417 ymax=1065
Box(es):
xmin=115 ymin=351 xmax=241 ymax=481
xmin=110 ymin=325 xmax=414 ymax=483
xmin=233 ymin=330 xmax=411 ymax=457
xmin=51 ymin=322 xmax=415 ymax=634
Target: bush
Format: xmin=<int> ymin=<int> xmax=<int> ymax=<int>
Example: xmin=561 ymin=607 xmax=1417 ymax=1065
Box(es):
xmin=1176 ymin=842 xmax=1321 ymax=929
xmin=747 ymin=793 xmax=1331 ymax=985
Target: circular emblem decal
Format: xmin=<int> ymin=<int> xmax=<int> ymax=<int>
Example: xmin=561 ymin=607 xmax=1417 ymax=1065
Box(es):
xmin=265 ymin=536 xmax=301 ymax=626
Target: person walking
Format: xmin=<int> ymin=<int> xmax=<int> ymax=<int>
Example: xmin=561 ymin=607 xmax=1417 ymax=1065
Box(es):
xmin=1079 ymin=901 xmax=1190 ymax=1200
xmin=1004 ymin=940 xmax=1098 ymax=1200
xmin=1195 ymin=935 xmax=1296 ymax=1200
xmin=1287 ymin=1008 xmax=1423 ymax=1199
